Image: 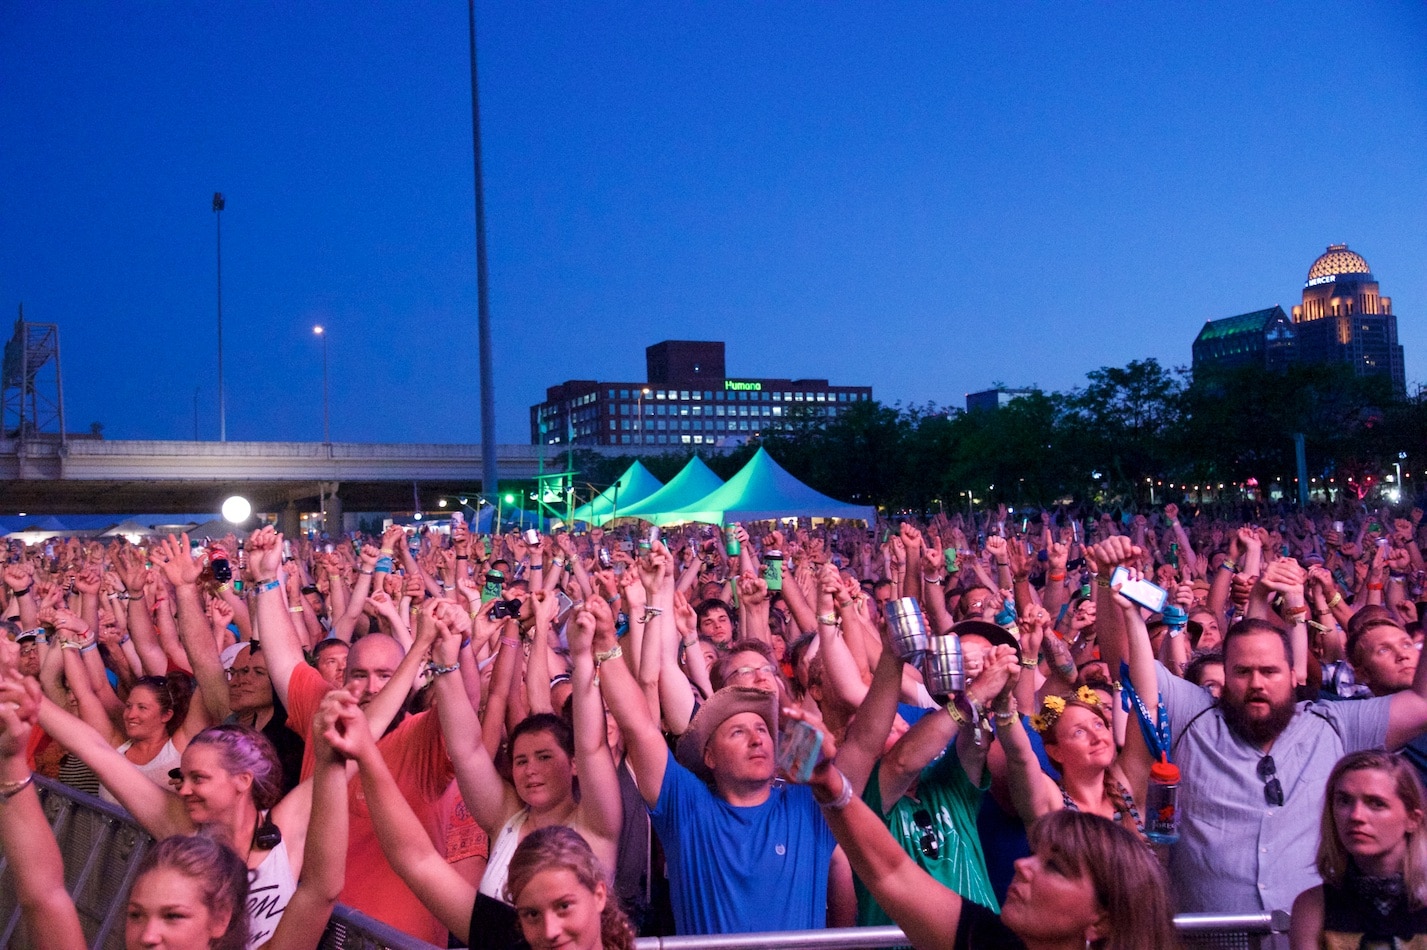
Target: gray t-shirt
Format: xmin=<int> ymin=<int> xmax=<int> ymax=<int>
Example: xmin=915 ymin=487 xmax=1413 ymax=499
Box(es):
xmin=1157 ymin=662 xmax=1390 ymax=916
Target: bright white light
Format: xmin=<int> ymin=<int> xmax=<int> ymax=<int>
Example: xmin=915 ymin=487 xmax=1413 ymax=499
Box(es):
xmin=221 ymin=496 xmax=252 ymax=523
xmin=413 ymin=512 xmax=422 ymax=521
xmin=313 ymin=325 xmax=324 ymax=335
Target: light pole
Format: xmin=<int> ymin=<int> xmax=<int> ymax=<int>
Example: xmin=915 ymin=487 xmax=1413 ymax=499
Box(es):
xmin=313 ymin=325 xmax=330 ymax=442
xmin=637 ymin=387 xmax=651 ymax=446
xmin=213 ymin=192 xmax=226 ymax=441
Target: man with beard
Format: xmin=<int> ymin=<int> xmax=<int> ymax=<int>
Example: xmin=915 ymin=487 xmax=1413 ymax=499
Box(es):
xmin=1094 ymin=537 xmax=1427 ymax=922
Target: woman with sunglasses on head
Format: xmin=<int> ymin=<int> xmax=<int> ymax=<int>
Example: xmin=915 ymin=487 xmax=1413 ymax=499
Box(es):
xmin=35 ymin=682 xmax=314 ymax=945
xmin=44 ymin=605 xmax=208 ymax=801
xmin=1290 ymin=749 xmax=1427 ymax=949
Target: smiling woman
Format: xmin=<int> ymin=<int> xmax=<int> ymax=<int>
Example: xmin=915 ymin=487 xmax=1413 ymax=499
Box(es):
xmin=506 ymin=826 xmax=635 ymax=950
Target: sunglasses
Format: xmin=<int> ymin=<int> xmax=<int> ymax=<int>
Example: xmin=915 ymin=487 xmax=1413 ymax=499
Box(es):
xmin=913 ymin=808 xmax=941 ymax=861
xmin=1257 ymin=755 xmax=1284 ymax=807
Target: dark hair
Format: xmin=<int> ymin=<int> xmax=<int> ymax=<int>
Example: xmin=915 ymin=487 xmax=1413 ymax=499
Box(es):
xmin=510 ymin=712 xmax=575 ymax=760
xmin=134 ymin=835 xmax=250 ymax=950
xmin=311 ymin=638 xmax=349 ymax=661
xmin=128 ymin=674 xmax=192 ymax=737
xmin=188 ymin=723 xmax=284 ymax=811
xmin=1221 ymin=617 xmax=1292 ymax=667
xmin=694 ymin=598 xmax=734 ymax=623
xmin=1027 ymin=811 xmax=1178 ymax=950
xmin=1184 ymin=651 xmax=1224 ymax=688
xmin=505 ymin=826 xmax=634 ymax=950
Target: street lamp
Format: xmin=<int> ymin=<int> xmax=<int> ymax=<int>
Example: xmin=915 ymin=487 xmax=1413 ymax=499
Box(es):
xmin=313 ymin=325 xmax=330 ymax=442
xmin=636 ymin=387 xmax=651 ymax=446
xmin=213 ymin=192 xmax=226 ymax=441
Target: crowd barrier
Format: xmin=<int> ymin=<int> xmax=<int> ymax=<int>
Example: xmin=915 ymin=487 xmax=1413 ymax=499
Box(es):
xmin=1 ymin=778 xmax=1288 ymax=950
xmin=631 ymin=910 xmax=1290 ymax=950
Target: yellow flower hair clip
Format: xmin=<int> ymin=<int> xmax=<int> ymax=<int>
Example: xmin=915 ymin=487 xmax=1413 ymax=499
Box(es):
xmin=1030 ymin=690 xmax=1100 ymax=735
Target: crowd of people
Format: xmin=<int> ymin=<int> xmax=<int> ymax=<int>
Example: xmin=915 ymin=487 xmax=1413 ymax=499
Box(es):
xmin=0 ymin=499 xmax=1425 ymax=949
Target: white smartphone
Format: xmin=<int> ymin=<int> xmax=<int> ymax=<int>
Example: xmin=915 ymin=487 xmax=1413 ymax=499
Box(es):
xmin=1110 ymin=566 xmax=1168 ymax=613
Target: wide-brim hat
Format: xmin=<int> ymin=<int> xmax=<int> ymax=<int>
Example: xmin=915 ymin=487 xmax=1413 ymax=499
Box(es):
xmin=675 ymin=685 xmax=779 ymax=782
xmin=949 ymin=620 xmax=1021 ymax=659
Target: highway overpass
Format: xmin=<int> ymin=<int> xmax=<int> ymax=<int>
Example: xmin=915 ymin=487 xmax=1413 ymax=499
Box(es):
xmin=0 ymin=438 xmax=628 ymax=518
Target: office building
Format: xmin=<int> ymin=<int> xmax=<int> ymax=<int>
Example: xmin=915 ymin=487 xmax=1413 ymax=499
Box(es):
xmin=530 ymin=340 xmax=873 ymax=446
xmin=1192 ymin=245 xmax=1406 ymax=397
xmin=966 ymin=388 xmax=1034 ymax=413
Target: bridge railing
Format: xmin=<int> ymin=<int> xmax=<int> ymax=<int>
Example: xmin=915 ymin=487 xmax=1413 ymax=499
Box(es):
xmin=2 ymin=778 xmax=1287 ymax=950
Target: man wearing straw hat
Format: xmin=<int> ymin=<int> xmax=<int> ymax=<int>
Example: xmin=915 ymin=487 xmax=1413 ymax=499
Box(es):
xmin=594 ymin=602 xmax=835 ymax=935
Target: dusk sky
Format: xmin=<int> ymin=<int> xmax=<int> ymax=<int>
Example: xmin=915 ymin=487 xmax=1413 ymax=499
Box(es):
xmin=2 ymin=3 xmax=1425 ymax=446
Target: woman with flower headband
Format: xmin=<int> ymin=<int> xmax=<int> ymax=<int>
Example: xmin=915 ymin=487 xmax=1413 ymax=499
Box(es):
xmin=999 ymin=578 xmax=1161 ymax=839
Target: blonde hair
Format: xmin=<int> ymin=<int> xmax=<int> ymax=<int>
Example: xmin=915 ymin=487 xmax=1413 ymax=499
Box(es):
xmin=1317 ymin=750 xmax=1427 ymax=908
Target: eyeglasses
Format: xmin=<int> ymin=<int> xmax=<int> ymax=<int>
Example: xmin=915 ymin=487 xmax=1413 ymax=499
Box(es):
xmin=1257 ymin=755 xmax=1284 ymax=807
xmin=913 ymin=808 xmax=941 ymax=860
xmin=728 ymin=664 xmax=777 ymax=682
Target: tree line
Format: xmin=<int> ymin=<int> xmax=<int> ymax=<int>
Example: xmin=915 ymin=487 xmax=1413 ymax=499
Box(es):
xmin=565 ymin=360 xmax=1427 ymax=514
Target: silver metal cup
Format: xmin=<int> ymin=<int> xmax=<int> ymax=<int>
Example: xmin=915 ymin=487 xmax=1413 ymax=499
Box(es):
xmin=885 ymin=597 xmax=930 ymax=665
xmin=922 ymin=634 xmax=966 ymax=698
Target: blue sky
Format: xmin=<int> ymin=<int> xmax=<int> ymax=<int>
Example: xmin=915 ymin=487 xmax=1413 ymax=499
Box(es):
xmin=2 ymin=2 xmax=1424 ymax=444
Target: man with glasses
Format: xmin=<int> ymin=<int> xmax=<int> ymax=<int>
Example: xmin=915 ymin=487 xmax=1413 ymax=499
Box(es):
xmin=1094 ymin=537 xmax=1427 ymax=929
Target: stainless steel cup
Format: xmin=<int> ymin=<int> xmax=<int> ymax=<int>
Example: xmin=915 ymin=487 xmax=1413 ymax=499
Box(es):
xmin=885 ymin=597 xmax=930 ymax=665
xmin=922 ymin=634 xmax=966 ymax=698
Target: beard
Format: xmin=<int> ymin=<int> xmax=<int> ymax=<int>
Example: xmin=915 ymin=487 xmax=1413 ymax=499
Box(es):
xmin=1220 ymin=691 xmax=1297 ymax=747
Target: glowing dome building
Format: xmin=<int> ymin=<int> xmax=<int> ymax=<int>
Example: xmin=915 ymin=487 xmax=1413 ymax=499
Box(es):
xmin=1193 ymin=244 xmax=1405 ymax=397
xmin=1290 ymin=244 xmax=1404 ymax=397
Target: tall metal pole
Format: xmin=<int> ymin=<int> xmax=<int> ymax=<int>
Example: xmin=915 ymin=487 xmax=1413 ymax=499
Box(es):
xmin=468 ymin=1 xmax=498 ymax=503
xmin=213 ymin=193 xmax=226 ymax=442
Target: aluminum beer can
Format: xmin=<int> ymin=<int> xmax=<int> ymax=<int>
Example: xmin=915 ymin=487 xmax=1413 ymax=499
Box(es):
xmin=922 ymin=634 xmax=966 ymax=698
xmin=885 ymin=597 xmax=930 ymax=665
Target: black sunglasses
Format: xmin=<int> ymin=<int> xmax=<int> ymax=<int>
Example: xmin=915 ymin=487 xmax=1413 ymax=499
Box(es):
xmin=913 ymin=808 xmax=941 ymax=861
xmin=1257 ymin=755 xmax=1284 ymax=807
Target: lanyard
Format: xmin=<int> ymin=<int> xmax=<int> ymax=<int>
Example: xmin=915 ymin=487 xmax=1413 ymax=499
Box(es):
xmin=1119 ymin=660 xmax=1172 ymax=761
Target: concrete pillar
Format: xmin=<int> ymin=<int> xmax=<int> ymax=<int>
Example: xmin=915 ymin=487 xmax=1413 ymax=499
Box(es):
xmin=325 ymin=492 xmax=343 ymax=536
xmin=281 ymin=502 xmax=300 ymax=539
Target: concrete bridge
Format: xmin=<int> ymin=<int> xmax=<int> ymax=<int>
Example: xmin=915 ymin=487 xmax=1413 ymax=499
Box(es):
xmin=0 ymin=438 xmax=621 ymax=520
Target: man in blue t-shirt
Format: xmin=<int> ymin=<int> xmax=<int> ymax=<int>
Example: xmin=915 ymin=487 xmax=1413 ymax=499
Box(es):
xmin=597 ymin=630 xmax=835 ymax=935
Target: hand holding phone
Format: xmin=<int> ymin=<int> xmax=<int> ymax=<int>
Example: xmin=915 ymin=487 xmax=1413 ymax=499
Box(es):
xmin=1110 ymin=566 xmax=1168 ymax=613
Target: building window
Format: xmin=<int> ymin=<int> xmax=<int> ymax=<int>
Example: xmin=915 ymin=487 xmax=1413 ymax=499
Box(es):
xmin=681 ymin=435 xmax=692 ymax=444
xmin=620 ymin=434 xmax=630 ymax=444
xmin=680 ymin=390 xmax=690 ymax=400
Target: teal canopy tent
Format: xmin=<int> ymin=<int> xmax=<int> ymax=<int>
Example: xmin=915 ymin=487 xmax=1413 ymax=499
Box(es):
xmin=652 ymin=448 xmax=875 ymax=526
xmin=569 ymin=461 xmax=664 ymax=524
xmin=607 ymin=456 xmax=725 ymax=525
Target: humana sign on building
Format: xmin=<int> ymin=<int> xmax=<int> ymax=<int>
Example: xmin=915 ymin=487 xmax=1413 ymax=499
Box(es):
xmin=724 ymin=380 xmax=762 ymax=392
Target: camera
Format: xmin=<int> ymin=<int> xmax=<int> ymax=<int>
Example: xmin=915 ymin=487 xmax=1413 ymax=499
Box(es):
xmin=488 ymin=598 xmax=523 ymax=621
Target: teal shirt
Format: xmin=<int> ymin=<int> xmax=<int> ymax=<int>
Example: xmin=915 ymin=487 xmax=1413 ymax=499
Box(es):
xmin=855 ymin=747 xmax=998 ymax=927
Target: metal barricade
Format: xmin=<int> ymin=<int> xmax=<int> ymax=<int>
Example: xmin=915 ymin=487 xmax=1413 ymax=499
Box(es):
xmin=632 ymin=911 xmax=1290 ymax=950
xmin=0 ymin=776 xmax=440 ymax=950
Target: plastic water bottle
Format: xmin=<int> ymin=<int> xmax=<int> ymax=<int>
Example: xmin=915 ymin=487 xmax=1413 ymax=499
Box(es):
xmin=1144 ymin=760 xmax=1181 ymax=845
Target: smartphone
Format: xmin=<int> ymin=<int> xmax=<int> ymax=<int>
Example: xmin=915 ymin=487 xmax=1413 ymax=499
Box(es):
xmin=523 ymin=528 xmax=540 ymax=546
xmin=1332 ymin=520 xmax=1344 ymax=533
xmin=482 ymin=570 xmax=504 ymax=603
xmin=451 ymin=511 xmax=465 ymax=529
xmin=1109 ymin=566 xmax=1168 ymax=613
xmin=944 ymin=549 xmax=959 ymax=573
xmin=776 ymin=718 xmax=825 ymax=785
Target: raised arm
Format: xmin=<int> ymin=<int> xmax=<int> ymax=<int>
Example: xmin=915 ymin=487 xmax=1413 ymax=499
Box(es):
xmin=341 ymin=684 xmax=476 ymax=944
xmin=566 ymin=598 xmax=623 ymax=856
xmin=429 ymin=605 xmax=522 ymax=835
xmin=588 ymin=596 xmax=667 ymax=806
xmin=805 ymin=761 xmax=960 ymax=950
xmin=0 ymin=668 xmax=87 ymax=950
xmin=36 ymin=691 xmax=191 ymax=838
xmin=248 ymin=527 xmax=305 ymax=709
xmin=263 ymin=690 xmax=352 ymax=950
